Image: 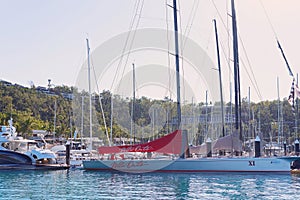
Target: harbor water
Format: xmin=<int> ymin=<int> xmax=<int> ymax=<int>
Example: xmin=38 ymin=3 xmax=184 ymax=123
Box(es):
xmin=0 ymin=169 xmax=300 ymax=199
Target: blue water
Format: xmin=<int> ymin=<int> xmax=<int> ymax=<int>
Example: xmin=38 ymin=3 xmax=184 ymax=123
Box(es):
xmin=0 ymin=169 xmax=300 ymax=199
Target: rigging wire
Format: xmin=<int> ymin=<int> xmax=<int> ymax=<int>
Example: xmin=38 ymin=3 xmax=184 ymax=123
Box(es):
xmin=258 ymin=0 xmax=278 ymax=39
xmin=211 ymin=0 xmax=230 ymax=39
xmin=117 ymin=0 xmax=145 ymax=93
xmin=259 ymin=0 xmax=295 ymax=80
xmin=165 ymin=0 xmax=173 ymax=100
xmin=211 ymin=0 xmax=234 ymax=88
xmin=211 ymin=0 xmax=263 ymax=101
xmin=218 ymin=33 xmax=233 ymax=77
xmin=139 ymin=16 xmax=171 ymax=22
xmin=88 ymin=0 xmax=144 ymax=144
xmin=239 ymin=36 xmax=263 ymax=101
xmin=182 ymin=0 xmax=199 ymax=50
xmin=178 ymin=0 xmax=200 ymax=104
xmin=177 ymin=0 xmax=186 ymax=104
xmin=226 ymin=0 xmax=232 ymax=84
xmin=109 ymin=0 xmax=144 ymax=92
xmin=211 ymin=1 xmax=232 ymax=76
xmin=202 ymin=23 xmax=214 ymax=99
xmin=89 ymin=45 xmax=111 ymax=146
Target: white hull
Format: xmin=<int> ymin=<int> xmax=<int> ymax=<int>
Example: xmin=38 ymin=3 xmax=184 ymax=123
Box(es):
xmin=83 ymin=156 xmax=300 ymax=173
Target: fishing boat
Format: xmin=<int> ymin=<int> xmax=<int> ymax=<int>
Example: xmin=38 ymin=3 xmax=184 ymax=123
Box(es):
xmin=83 ymin=0 xmax=300 ymax=173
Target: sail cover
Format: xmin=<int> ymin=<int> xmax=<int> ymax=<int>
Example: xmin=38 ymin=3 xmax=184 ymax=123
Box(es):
xmin=213 ymin=131 xmax=243 ymax=151
xmin=98 ymin=130 xmax=182 ymax=154
xmin=190 ymin=130 xmax=243 ymax=155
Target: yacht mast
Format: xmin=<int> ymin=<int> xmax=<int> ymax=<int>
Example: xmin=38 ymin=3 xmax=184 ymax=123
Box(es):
xmin=277 ymin=77 xmax=280 ymax=145
xmin=205 ymin=90 xmax=208 ymax=138
xmin=86 ymin=38 xmax=93 ymax=150
xmin=213 ymin=19 xmax=225 ymax=137
xmin=296 ymin=74 xmax=299 ymax=139
xmin=81 ymin=96 xmax=84 ymax=144
xmin=231 ymin=0 xmax=242 ymax=140
xmin=53 ymin=98 xmax=57 ymax=141
xmin=132 ymin=63 xmax=136 ymax=144
xmin=172 ymin=0 xmax=181 ymax=130
xmin=110 ymin=94 xmax=113 ymax=146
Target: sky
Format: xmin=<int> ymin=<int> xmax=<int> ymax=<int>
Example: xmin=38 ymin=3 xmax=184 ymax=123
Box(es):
xmin=0 ymin=0 xmax=299 ymax=103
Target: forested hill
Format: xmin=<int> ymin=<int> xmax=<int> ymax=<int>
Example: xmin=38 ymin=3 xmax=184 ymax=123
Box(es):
xmin=0 ymin=80 xmax=299 ymax=144
xmin=0 ymin=80 xmax=74 ymax=138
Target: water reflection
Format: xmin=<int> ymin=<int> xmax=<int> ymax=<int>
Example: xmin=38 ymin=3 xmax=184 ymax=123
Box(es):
xmin=1 ymin=170 xmax=300 ymax=199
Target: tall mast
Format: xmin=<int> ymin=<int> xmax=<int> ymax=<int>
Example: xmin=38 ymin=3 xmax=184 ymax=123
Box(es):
xmin=248 ymin=87 xmax=251 ymax=140
xmin=296 ymin=74 xmax=299 ymax=139
xmin=69 ymin=109 xmax=72 ymax=138
xmin=86 ymin=38 xmax=93 ymax=150
xmin=277 ymin=77 xmax=280 ymax=145
xmin=172 ymin=0 xmax=181 ymax=130
xmin=110 ymin=94 xmax=113 ymax=146
xmin=81 ymin=96 xmax=84 ymax=144
xmin=230 ymin=82 xmax=233 ymax=134
xmin=213 ymin=19 xmax=225 ymax=137
xmin=205 ymin=90 xmax=208 ymax=136
xmin=132 ymin=63 xmax=136 ymax=144
xmin=53 ymin=98 xmax=57 ymax=141
xmin=231 ymin=0 xmax=242 ymax=140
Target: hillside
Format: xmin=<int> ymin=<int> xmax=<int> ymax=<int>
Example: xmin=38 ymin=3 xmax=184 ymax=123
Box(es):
xmin=0 ymin=80 xmax=299 ymax=145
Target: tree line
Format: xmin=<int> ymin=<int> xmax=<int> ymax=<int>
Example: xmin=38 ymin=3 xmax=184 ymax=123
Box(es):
xmin=0 ymin=81 xmax=299 ymax=145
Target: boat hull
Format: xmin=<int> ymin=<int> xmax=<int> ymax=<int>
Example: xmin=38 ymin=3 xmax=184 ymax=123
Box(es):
xmin=83 ymin=157 xmax=300 ymax=173
xmin=0 ymin=150 xmax=33 ymax=164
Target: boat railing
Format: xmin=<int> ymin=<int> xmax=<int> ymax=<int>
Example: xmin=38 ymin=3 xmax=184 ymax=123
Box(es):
xmin=96 ymin=152 xmax=178 ymax=161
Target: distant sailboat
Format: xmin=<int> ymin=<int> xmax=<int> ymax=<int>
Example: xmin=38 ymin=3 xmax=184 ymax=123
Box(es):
xmin=52 ymin=39 xmax=100 ymax=167
xmin=86 ymin=38 xmax=93 ymax=151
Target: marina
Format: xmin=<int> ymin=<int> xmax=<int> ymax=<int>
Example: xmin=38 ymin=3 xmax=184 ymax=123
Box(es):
xmin=0 ymin=0 xmax=300 ymax=199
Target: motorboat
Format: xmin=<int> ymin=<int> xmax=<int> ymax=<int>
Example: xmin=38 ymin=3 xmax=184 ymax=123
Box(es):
xmin=0 ymin=122 xmax=69 ymax=170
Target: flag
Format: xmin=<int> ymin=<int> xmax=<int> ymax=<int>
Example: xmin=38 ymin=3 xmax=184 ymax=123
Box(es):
xmin=288 ymin=79 xmax=295 ymax=111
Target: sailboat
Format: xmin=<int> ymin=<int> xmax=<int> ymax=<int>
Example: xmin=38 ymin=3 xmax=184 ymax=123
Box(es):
xmin=53 ymin=39 xmax=101 ymax=167
xmin=83 ymin=0 xmax=300 ymax=173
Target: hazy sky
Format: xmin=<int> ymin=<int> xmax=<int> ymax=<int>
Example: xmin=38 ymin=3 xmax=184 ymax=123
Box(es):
xmin=0 ymin=0 xmax=299 ymax=103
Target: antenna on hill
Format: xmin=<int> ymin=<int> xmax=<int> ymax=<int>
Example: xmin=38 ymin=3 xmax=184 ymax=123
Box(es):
xmin=48 ymin=79 xmax=52 ymax=89
xmin=28 ymin=80 xmax=35 ymax=88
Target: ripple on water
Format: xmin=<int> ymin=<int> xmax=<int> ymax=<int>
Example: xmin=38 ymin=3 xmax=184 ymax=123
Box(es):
xmin=1 ymin=171 xmax=300 ymax=199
